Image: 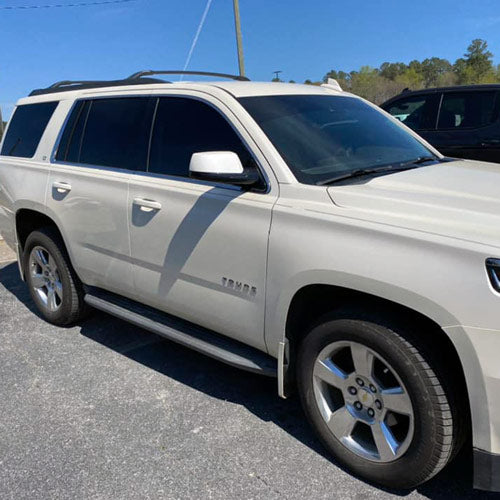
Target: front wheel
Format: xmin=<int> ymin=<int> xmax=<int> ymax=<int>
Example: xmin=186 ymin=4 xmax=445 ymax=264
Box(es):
xmin=297 ymin=309 xmax=466 ymax=489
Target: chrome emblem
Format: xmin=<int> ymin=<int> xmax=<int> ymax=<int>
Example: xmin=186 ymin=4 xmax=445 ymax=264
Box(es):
xmin=222 ymin=277 xmax=257 ymax=297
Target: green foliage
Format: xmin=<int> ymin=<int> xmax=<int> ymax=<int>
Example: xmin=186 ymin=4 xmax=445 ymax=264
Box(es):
xmin=296 ymin=39 xmax=499 ymax=104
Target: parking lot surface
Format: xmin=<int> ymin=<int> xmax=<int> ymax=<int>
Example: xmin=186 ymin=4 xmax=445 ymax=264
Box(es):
xmin=0 ymin=241 xmax=497 ymax=499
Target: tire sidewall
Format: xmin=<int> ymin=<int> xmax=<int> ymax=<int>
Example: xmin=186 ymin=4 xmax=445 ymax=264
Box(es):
xmin=297 ymin=316 xmax=448 ymax=489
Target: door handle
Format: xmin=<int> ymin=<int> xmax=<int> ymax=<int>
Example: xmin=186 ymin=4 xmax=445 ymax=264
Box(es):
xmin=133 ymin=197 xmax=162 ymax=211
xmin=480 ymin=139 xmax=500 ymax=147
xmin=53 ymin=181 xmax=72 ymax=193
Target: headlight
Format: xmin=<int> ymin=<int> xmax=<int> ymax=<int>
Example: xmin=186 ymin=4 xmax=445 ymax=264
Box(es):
xmin=486 ymin=258 xmax=500 ymax=292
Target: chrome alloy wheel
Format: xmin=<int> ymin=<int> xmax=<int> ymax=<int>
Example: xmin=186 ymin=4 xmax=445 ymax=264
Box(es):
xmin=29 ymin=246 xmax=63 ymax=312
xmin=313 ymin=340 xmax=414 ymax=463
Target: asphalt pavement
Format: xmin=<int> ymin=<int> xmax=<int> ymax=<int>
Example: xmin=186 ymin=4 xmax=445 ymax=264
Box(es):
xmin=0 ymin=241 xmax=498 ymax=499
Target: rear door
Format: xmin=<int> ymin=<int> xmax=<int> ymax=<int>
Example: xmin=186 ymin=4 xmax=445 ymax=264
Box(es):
xmin=127 ymin=94 xmax=278 ymax=351
xmin=433 ymin=90 xmax=500 ymax=162
xmin=47 ymin=96 xmax=156 ymax=295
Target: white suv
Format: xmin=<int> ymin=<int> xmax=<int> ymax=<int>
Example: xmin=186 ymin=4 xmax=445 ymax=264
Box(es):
xmin=0 ymin=70 xmax=499 ymax=492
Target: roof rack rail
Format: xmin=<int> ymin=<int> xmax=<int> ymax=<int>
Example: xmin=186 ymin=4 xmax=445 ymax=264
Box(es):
xmin=127 ymin=70 xmax=250 ymax=81
xmin=29 ymin=77 xmax=166 ymax=96
xmin=29 ymin=70 xmax=250 ymax=96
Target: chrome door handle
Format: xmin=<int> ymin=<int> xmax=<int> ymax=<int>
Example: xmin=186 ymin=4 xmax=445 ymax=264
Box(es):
xmin=133 ymin=198 xmax=162 ymax=211
xmin=53 ymin=181 xmax=72 ymax=193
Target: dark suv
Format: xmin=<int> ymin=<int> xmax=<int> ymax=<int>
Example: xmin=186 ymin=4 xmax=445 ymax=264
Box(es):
xmin=381 ymin=85 xmax=500 ymax=163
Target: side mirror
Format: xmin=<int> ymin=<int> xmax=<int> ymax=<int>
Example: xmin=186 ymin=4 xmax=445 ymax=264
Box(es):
xmin=189 ymin=151 xmax=260 ymax=187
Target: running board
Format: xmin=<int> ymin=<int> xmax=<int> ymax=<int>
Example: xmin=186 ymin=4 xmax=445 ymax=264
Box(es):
xmin=83 ymin=288 xmax=277 ymax=377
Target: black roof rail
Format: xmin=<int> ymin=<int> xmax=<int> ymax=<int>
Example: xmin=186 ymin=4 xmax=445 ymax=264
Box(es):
xmin=127 ymin=70 xmax=250 ymax=81
xmin=29 ymin=70 xmax=249 ymax=96
xmin=29 ymin=77 xmax=167 ymax=96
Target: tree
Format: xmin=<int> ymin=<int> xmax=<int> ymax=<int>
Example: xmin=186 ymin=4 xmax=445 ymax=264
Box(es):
xmin=379 ymin=62 xmax=406 ymax=80
xmin=420 ymin=57 xmax=453 ymax=87
xmin=454 ymin=39 xmax=494 ymax=84
xmin=348 ymin=66 xmax=405 ymax=104
xmin=395 ymin=67 xmax=424 ymax=90
xmin=323 ymin=69 xmax=350 ymax=89
xmin=302 ymin=38 xmax=500 ymax=104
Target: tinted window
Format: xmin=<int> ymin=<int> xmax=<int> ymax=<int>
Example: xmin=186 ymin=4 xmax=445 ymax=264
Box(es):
xmin=65 ymin=101 xmax=91 ymax=163
xmin=1 ymin=101 xmax=58 ymax=157
xmin=61 ymin=97 xmax=155 ymax=170
xmin=385 ymin=94 xmax=439 ymax=130
xmin=240 ymin=95 xmax=434 ymax=185
xmin=55 ymin=100 xmax=87 ymax=162
xmin=149 ymin=97 xmax=253 ymax=177
xmin=437 ymin=91 xmax=497 ymax=129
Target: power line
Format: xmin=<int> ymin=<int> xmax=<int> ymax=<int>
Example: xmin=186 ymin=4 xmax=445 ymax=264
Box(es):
xmin=181 ymin=0 xmax=213 ymax=79
xmin=0 ymin=0 xmax=137 ymax=10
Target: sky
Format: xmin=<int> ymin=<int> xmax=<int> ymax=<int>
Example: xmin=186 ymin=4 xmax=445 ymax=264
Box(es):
xmin=1 ymin=0 xmax=500 ymax=119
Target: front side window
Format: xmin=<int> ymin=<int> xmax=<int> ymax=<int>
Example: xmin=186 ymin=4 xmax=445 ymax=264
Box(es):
xmin=56 ymin=97 xmax=156 ymax=171
xmin=437 ymin=91 xmax=498 ymax=129
xmin=148 ymin=97 xmax=254 ymax=178
xmin=240 ymin=94 xmax=434 ymax=185
xmin=1 ymin=101 xmax=58 ymax=158
xmin=385 ymin=94 xmax=439 ymax=130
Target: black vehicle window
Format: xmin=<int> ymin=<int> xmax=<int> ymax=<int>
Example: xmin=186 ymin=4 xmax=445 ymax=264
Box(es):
xmin=149 ymin=97 xmax=253 ymax=178
xmin=385 ymin=94 xmax=439 ymax=130
xmin=62 ymin=97 xmax=156 ymax=170
xmin=1 ymin=101 xmax=58 ymax=158
xmin=55 ymin=100 xmax=87 ymax=162
xmin=437 ymin=91 xmax=497 ymax=129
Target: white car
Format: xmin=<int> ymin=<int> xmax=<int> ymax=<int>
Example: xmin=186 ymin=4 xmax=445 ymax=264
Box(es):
xmin=0 ymin=70 xmax=499 ymax=491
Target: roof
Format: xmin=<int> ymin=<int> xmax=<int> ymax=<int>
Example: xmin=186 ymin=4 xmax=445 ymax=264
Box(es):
xmin=207 ymin=81 xmax=336 ymax=97
xmin=19 ymin=80 xmax=341 ymax=105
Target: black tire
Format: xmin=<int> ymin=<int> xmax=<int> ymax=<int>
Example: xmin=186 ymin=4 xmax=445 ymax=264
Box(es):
xmin=23 ymin=227 xmax=88 ymax=326
xmin=296 ymin=307 xmax=467 ymax=490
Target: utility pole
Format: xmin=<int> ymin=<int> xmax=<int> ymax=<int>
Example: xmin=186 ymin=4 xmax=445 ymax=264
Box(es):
xmin=273 ymin=70 xmax=282 ymax=81
xmin=232 ymin=0 xmax=245 ymax=77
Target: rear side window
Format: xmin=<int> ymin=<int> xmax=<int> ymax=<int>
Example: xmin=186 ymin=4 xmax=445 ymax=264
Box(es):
xmin=437 ymin=91 xmax=498 ymax=129
xmin=385 ymin=94 xmax=439 ymax=131
xmin=1 ymin=101 xmax=58 ymax=158
xmin=148 ymin=97 xmax=253 ymax=178
xmin=56 ymin=97 xmax=156 ymax=171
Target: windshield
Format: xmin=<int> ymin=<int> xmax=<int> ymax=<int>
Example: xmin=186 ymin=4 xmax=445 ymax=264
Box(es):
xmin=239 ymin=94 xmax=436 ymax=185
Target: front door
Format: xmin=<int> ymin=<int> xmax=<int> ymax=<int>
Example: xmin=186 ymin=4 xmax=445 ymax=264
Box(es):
xmin=127 ymin=95 xmax=277 ymax=351
xmin=432 ymin=90 xmax=500 ymax=161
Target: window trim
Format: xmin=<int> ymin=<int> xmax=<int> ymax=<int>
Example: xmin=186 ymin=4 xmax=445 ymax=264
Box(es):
xmin=51 ymin=93 xmax=271 ymax=194
xmin=436 ymin=90 xmax=499 ymax=131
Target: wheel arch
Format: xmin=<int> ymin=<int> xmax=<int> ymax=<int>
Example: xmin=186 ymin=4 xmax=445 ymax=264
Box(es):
xmin=278 ymin=282 xmax=474 ymax=443
xmin=15 ymin=207 xmax=75 ymax=281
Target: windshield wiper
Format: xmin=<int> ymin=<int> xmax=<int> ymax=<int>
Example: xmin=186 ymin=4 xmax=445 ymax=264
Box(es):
xmin=318 ymin=156 xmax=440 ymax=186
xmin=317 ymin=165 xmax=418 ymax=186
xmin=400 ymin=155 xmax=440 ymax=167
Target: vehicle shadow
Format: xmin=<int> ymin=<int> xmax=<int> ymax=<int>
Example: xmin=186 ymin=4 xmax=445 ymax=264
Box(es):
xmin=0 ymin=261 xmax=497 ymax=499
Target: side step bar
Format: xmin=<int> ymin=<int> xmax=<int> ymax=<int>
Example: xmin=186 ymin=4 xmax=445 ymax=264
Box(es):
xmin=84 ymin=288 xmax=277 ymax=377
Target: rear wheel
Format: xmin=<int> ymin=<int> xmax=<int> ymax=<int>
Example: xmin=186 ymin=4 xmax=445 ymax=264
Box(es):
xmin=297 ymin=309 xmax=466 ymax=489
xmin=24 ymin=228 xmax=87 ymax=325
